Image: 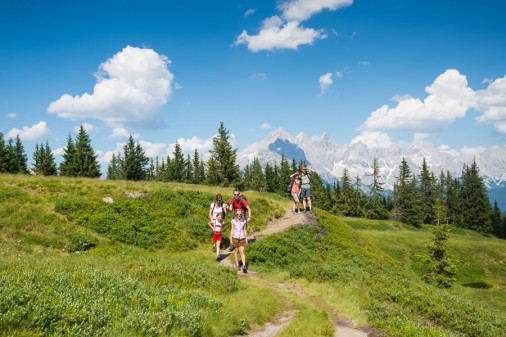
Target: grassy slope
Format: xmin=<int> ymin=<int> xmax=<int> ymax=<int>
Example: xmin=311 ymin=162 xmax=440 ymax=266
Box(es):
xmin=1 ymin=174 xmax=505 ymax=336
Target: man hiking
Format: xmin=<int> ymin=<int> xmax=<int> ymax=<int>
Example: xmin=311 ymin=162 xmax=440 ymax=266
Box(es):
xmin=300 ymin=166 xmax=316 ymax=213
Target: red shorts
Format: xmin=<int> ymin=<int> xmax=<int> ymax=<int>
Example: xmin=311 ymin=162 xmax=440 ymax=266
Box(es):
xmin=212 ymin=231 xmax=222 ymax=242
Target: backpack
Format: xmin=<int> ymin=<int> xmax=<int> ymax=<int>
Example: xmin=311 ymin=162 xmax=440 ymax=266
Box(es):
xmin=286 ymin=181 xmax=293 ymax=193
xmin=212 ymin=201 xmax=226 ymax=218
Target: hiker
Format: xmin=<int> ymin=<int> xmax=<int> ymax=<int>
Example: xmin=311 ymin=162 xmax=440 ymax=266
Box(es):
xmin=230 ymin=209 xmax=249 ymax=273
xmin=228 ymin=188 xmax=251 ymax=251
xmin=300 ymin=166 xmax=316 ymax=213
xmin=208 ymin=212 xmax=225 ymax=261
xmin=289 ymin=171 xmax=302 ymax=214
xmin=209 ymin=193 xmax=227 ymax=252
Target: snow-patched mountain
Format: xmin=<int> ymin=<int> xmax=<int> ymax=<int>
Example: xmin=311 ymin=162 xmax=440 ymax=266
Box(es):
xmin=238 ymin=128 xmax=506 ymax=207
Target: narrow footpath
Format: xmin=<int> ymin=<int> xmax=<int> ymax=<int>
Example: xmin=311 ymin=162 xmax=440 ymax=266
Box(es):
xmin=221 ymin=209 xmax=370 ymax=337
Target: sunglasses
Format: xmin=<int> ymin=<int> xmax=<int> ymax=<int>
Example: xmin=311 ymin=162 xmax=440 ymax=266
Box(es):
xmin=234 ymin=194 xmax=240 ymax=196
xmin=235 ymin=213 xmax=243 ymax=216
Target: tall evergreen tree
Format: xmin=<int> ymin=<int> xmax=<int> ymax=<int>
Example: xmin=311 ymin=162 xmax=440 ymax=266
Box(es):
xmin=392 ymin=157 xmax=412 ymax=222
xmin=7 ymin=135 xmax=29 ymax=174
xmin=59 ymin=134 xmax=77 ymax=177
xmin=184 ymin=154 xmax=193 ymax=183
xmin=491 ymin=200 xmax=503 ymax=238
xmin=121 ymin=135 xmax=149 ymax=181
xmin=419 ymin=158 xmax=437 ymax=224
xmin=106 ymin=152 xmax=123 ymax=180
xmin=338 ymin=168 xmax=354 ymax=216
xmin=169 ymin=141 xmax=185 ymax=182
xmin=264 ymin=162 xmax=277 ymax=193
xmin=250 ymin=157 xmax=267 ymax=191
xmin=280 ymin=155 xmax=292 ymax=191
xmin=368 ymin=158 xmax=389 ymax=219
xmin=207 ymin=122 xmax=240 ymax=186
xmin=309 ymin=172 xmax=329 ymax=211
xmin=0 ymin=132 xmax=7 ymax=173
xmin=32 ymin=142 xmax=57 ymax=176
xmin=459 ymin=160 xmax=492 ymax=233
xmin=74 ymin=125 xmax=100 ymax=178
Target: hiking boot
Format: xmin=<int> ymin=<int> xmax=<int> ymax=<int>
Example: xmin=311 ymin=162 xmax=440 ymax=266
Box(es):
xmin=216 ymin=255 xmax=220 ymax=261
xmin=235 ymin=265 xmax=241 ymax=271
xmin=242 ymin=264 xmax=248 ymax=273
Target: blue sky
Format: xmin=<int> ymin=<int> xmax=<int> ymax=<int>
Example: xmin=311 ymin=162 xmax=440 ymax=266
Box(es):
xmin=1 ymin=0 xmax=505 ymax=168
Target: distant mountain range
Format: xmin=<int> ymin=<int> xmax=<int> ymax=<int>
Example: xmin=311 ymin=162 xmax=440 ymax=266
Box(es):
xmin=237 ymin=128 xmax=506 ymax=210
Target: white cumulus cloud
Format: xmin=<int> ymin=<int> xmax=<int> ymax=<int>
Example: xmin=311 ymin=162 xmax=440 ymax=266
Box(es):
xmin=109 ymin=127 xmax=140 ymax=139
xmin=48 ymin=45 xmax=174 ymax=128
xmin=351 ymin=131 xmax=393 ymax=149
xmin=319 ymin=72 xmax=333 ymax=96
xmin=261 ymin=123 xmax=272 ymax=129
xmin=7 ymin=121 xmax=51 ymax=141
xmin=234 ymin=17 xmax=325 ymax=52
xmin=280 ymin=0 xmax=353 ymax=22
xmin=73 ymin=123 xmax=95 ymax=133
xmin=475 ymin=75 xmax=506 ymax=133
xmin=361 ymin=69 xmax=475 ymax=132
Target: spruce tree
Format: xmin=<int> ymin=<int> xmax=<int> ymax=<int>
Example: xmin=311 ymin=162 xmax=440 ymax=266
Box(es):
xmin=121 ymin=135 xmax=149 ymax=181
xmin=106 ymin=152 xmax=123 ymax=180
xmin=310 ymin=172 xmax=330 ymax=211
xmin=184 ymin=154 xmax=193 ymax=183
xmin=491 ymin=200 xmax=503 ymax=238
xmin=170 ymin=141 xmax=185 ymax=182
xmin=280 ymin=155 xmax=292 ymax=191
xmin=368 ymin=158 xmax=389 ymax=219
xmin=419 ymin=158 xmax=437 ymax=224
xmin=0 ymin=132 xmax=7 ymax=173
xmin=338 ymin=168 xmax=354 ymax=216
xmin=207 ymin=122 xmax=240 ymax=186
xmin=59 ymin=134 xmax=77 ymax=177
xmin=460 ymin=160 xmax=492 ymax=233
xmin=9 ymin=136 xmax=29 ymax=174
xmin=250 ymin=157 xmax=267 ymax=191
xmin=33 ymin=142 xmax=57 ymax=176
xmin=392 ymin=157 xmax=412 ymax=222
xmin=264 ymin=162 xmax=277 ymax=193
xmin=74 ymin=125 xmax=100 ymax=178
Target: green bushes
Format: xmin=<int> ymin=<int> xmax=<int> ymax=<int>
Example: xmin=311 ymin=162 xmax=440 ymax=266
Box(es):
xmin=0 ymin=260 xmax=222 ymax=337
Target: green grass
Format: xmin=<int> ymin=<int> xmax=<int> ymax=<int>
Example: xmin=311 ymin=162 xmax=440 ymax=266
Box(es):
xmin=1 ymin=174 xmax=505 ymax=336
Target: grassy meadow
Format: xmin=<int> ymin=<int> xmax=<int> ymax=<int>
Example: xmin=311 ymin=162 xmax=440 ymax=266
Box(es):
xmin=1 ymin=174 xmax=505 ymax=336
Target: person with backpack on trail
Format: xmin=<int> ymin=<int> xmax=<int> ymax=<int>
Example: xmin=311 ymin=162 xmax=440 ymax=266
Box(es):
xmin=208 ymin=212 xmax=225 ymax=261
xmin=230 ymin=209 xmax=249 ymax=273
xmin=300 ymin=166 xmax=316 ymax=213
xmin=228 ymin=188 xmax=251 ymax=251
xmin=209 ymin=194 xmax=227 ymax=252
xmin=289 ymin=171 xmax=302 ymax=214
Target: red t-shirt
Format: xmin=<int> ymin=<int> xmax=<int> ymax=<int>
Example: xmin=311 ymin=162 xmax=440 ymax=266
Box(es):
xmin=229 ymin=197 xmax=248 ymax=212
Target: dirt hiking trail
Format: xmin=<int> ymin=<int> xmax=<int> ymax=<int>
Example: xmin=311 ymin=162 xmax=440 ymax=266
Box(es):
xmin=221 ymin=209 xmax=371 ymax=337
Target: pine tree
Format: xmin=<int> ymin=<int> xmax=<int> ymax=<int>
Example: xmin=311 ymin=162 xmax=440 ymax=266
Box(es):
xmin=191 ymin=149 xmax=205 ymax=184
xmin=0 ymin=132 xmax=7 ymax=173
xmin=338 ymin=168 xmax=354 ymax=216
xmin=264 ymin=162 xmax=277 ymax=193
xmin=184 ymin=154 xmax=193 ymax=183
xmin=250 ymin=158 xmax=267 ymax=191
xmin=419 ymin=158 xmax=437 ymax=224
xmin=33 ymin=142 xmax=57 ymax=176
xmin=311 ymin=172 xmax=331 ymax=211
xmin=368 ymin=158 xmax=389 ymax=219
xmin=74 ymin=125 xmax=100 ymax=178
xmin=207 ymin=122 xmax=240 ymax=186
xmin=9 ymin=136 xmax=29 ymax=174
xmin=59 ymin=134 xmax=77 ymax=177
xmin=106 ymin=152 xmax=123 ymax=180
xmin=169 ymin=141 xmax=185 ymax=182
xmin=403 ymin=176 xmax=423 ymax=228
xmin=121 ymin=135 xmax=149 ymax=181
xmin=491 ymin=200 xmax=503 ymax=238
xmin=392 ymin=157 xmax=412 ymax=222
xmin=422 ymin=223 xmax=459 ymax=288
xmin=280 ymin=155 xmax=292 ymax=192
xmin=460 ymin=160 xmax=492 ymax=233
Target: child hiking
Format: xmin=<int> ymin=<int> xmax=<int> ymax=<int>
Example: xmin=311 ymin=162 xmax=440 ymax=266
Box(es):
xmin=208 ymin=212 xmax=225 ymax=261
xmin=230 ymin=209 xmax=249 ymax=273
xmin=289 ymin=171 xmax=302 ymax=214
xmin=228 ymin=188 xmax=251 ymax=251
xmin=209 ymin=193 xmax=227 ymax=252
